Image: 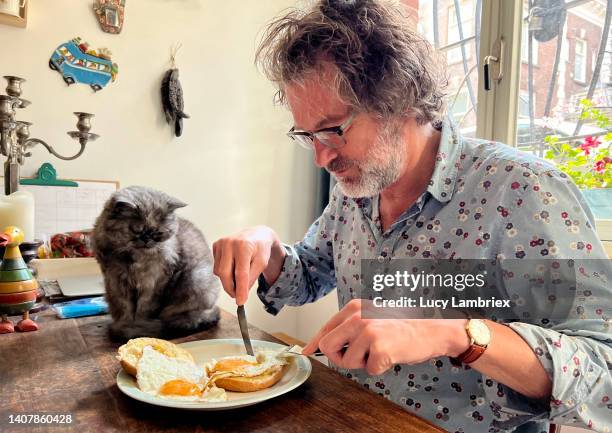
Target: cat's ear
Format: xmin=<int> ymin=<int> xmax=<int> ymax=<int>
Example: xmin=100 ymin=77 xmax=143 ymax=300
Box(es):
xmin=167 ymin=198 xmax=187 ymax=212
xmin=111 ymin=199 xmax=138 ymax=218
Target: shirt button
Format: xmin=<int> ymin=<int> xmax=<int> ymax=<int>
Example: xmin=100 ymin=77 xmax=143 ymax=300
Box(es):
xmin=377 ymin=255 xmax=385 ymax=263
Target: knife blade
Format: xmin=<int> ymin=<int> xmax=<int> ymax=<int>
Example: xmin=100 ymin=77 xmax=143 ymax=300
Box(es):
xmin=236 ymin=305 xmax=254 ymax=356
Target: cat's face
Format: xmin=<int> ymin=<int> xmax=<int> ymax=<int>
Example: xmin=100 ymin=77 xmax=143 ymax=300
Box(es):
xmin=103 ymin=186 xmax=186 ymax=250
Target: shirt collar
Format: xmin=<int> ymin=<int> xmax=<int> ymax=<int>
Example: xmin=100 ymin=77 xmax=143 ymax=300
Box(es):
xmin=426 ymin=117 xmax=463 ymax=203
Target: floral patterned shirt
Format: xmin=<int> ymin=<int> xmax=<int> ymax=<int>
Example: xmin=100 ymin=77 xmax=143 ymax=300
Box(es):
xmin=258 ymin=120 xmax=612 ymax=433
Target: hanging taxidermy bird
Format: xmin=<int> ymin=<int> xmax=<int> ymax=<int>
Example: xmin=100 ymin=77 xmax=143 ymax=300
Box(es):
xmin=161 ymin=44 xmax=189 ymax=137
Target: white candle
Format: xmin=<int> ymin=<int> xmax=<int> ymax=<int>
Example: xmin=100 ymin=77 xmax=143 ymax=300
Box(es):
xmin=0 ymin=190 xmax=35 ymax=242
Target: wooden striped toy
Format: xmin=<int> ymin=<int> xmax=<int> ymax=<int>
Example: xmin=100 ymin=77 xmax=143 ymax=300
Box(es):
xmin=0 ymin=226 xmax=39 ymax=333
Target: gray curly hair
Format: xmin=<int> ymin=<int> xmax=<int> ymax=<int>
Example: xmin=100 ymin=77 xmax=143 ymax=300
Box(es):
xmin=256 ymin=0 xmax=448 ymax=125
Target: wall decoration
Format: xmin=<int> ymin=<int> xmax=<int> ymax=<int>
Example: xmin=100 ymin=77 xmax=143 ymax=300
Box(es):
xmin=0 ymin=0 xmax=28 ymax=28
xmin=49 ymin=37 xmax=118 ymax=91
xmin=93 ymin=0 xmax=125 ymax=34
xmin=0 ymin=0 xmax=25 ymax=17
xmin=161 ymin=44 xmax=189 ymax=137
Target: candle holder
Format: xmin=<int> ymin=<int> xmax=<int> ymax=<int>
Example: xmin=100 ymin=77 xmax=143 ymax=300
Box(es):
xmin=0 ymin=75 xmax=100 ymax=195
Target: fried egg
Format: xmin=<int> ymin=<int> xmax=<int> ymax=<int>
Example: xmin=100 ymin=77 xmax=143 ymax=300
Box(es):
xmin=207 ymin=350 xmax=287 ymax=378
xmin=136 ymin=346 xmax=226 ymax=401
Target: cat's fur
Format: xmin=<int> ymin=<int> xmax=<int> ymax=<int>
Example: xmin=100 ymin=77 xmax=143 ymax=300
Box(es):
xmin=92 ymin=186 xmax=220 ymax=340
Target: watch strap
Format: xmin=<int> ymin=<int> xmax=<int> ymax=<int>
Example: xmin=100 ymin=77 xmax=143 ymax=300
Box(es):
xmin=450 ymin=344 xmax=486 ymax=366
xmin=449 ymin=320 xmax=489 ymax=366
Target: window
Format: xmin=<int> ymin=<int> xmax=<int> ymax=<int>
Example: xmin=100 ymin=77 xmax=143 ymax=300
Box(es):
xmin=450 ymin=90 xmax=469 ymax=123
xmin=417 ymin=0 xmax=481 ymax=135
xmin=416 ymin=0 xmax=609 ymax=153
xmin=574 ymin=38 xmax=587 ymax=83
xmin=514 ymin=0 xmax=610 ymax=158
xmin=417 ymin=1 xmax=434 ymax=43
xmin=521 ymin=24 xmax=538 ymax=65
xmin=518 ymin=91 xmax=534 ymax=118
xmin=447 ymin=1 xmax=473 ymax=64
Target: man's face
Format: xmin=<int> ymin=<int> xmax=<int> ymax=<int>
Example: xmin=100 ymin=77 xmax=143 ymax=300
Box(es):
xmin=285 ymin=68 xmax=405 ymax=198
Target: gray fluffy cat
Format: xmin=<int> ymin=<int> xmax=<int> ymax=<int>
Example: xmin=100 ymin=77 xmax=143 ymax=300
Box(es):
xmin=92 ymin=185 xmax=220 ymax=340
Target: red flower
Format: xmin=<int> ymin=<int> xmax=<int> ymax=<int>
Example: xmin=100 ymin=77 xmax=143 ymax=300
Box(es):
xmin=580 ymin=136 xmax=601 ymax=155
xmin=594 ymin=156 xmax=612 ymax=173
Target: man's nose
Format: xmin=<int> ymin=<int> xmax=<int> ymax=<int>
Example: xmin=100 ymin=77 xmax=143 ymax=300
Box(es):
xmin=313 ymin=139 xmax=337 ymax=168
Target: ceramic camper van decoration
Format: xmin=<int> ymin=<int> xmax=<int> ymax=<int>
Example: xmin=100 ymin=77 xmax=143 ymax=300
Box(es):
xmin=93 ymin=0 xmax=125 ymax=34
xmin=49 ymin=37 xmax=118 ymax=92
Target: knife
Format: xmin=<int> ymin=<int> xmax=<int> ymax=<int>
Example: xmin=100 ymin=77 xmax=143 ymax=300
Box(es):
xmin=236 ymin=305 xmax=255 ymax=356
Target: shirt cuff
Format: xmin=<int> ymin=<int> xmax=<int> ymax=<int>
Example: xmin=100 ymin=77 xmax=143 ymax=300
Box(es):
xmin=256 ymin=243 xmax=302 ymax=315
xmin=486 ymin=322 xmax=606 ymax=430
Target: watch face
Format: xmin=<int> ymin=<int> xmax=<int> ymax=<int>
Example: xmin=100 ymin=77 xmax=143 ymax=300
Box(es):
xmin=468 ymin=319 xmax=491 ymax=346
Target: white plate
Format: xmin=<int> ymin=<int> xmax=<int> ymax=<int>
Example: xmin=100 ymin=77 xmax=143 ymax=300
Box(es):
xmin=116 ymin=339 xmax=312 ymax=410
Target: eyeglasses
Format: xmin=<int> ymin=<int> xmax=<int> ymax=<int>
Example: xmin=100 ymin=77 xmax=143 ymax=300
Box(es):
xmin=286 ymin=112 xmax=356 ymax=150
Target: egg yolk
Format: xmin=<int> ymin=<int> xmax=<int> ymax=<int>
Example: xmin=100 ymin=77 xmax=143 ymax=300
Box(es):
xmin=214 ymin=358 xmax=258 ymax=372
xmin=159 ymin=380 xmax=202 ymax=396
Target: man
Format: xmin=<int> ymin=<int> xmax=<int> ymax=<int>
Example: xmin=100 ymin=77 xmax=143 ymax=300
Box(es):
xmin=213 ymin=1 xmax=611 ymax=431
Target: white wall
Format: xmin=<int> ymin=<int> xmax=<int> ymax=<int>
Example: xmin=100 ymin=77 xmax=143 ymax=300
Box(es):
xmin=0 ymin=0 xmax=326 ymax=338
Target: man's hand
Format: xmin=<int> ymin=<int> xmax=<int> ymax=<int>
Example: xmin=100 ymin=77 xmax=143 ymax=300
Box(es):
xmin=212 ymin=226 xmax=286 ymax=305
xmin=302 ymin=299 xmax=469 ymax=375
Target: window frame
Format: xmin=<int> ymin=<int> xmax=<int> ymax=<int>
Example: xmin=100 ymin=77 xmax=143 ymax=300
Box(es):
xmin=475 ymin=0 xmax=523 ymax=145
xmin=574 ymin=37 xmax=588 ymax=83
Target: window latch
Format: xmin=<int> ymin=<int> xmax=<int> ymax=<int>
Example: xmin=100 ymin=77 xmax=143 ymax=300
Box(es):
xmin=483 ymin=37 xmax=504 ymax=91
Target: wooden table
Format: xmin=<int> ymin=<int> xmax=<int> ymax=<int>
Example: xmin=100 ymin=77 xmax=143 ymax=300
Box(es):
xmin=0 ymin=309 xmax=447 ymax=433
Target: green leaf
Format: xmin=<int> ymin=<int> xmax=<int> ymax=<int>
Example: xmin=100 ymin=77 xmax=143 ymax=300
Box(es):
xmin=575 ymin=155 xmax=587 ymax=165
xmin=544 ymin=135 xmax=559 ymax=145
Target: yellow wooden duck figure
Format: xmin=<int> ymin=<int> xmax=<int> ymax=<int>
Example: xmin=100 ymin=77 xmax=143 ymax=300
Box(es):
xmin=0 ymin=226 xmax=39 ymax=333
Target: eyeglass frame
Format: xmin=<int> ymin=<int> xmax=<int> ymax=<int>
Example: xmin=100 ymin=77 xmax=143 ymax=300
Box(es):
xmin=286 ymin=112 xmax=357 ymax=149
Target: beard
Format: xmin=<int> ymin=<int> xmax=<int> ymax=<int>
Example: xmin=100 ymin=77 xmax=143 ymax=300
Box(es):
xmin=329 ymin=120 xmax=405 ymax=198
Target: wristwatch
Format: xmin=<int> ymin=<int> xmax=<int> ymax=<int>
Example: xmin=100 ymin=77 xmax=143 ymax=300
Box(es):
xmin=450 ymin=319 xmax=491 ymax=366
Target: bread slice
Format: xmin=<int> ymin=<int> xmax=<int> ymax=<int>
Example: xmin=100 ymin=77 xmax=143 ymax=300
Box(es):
xmin=117 ymin=337 xmax=194 ymax=377
xmin=214 ymin=365 xmax=287 ymax=392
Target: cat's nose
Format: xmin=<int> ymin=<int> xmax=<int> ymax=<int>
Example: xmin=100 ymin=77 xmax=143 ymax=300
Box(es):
xmin=139 ymin=230 xmax=153 ymax=242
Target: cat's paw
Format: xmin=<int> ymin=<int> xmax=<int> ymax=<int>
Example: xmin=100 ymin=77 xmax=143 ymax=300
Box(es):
xmin=108 ymin=321 xmax=134 ymax=342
